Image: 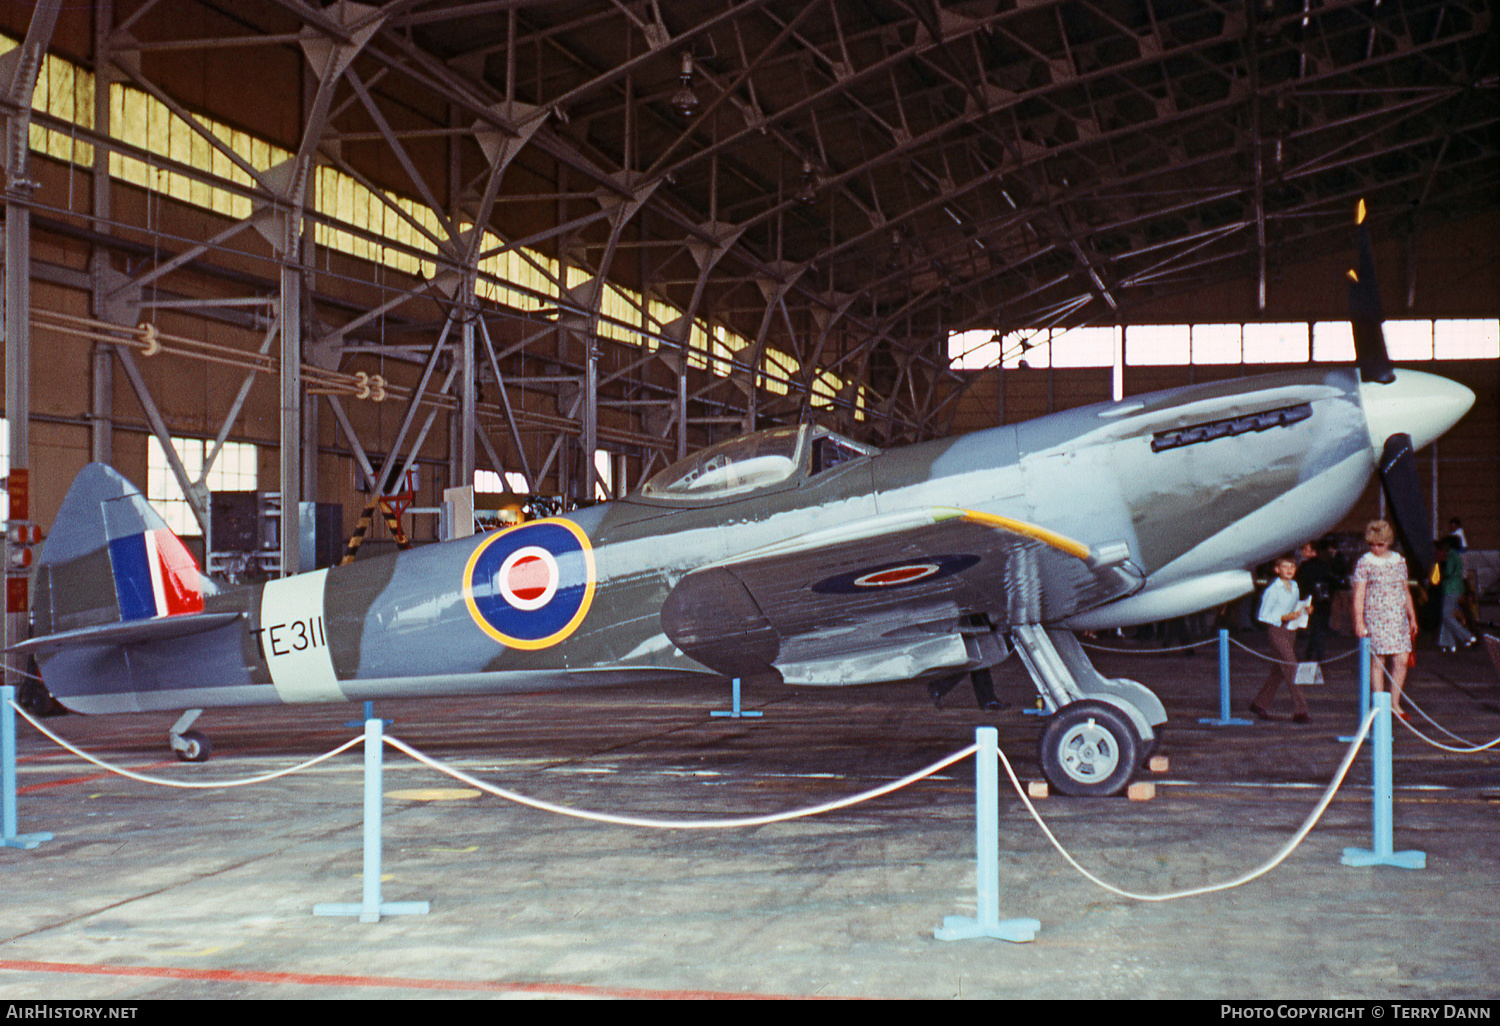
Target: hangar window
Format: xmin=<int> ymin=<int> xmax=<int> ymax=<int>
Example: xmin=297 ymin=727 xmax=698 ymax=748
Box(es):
xmin=1126 ymin=325 xmax=1190 ymax=366
xmin=949 ymin=327 xmax=1120 ymax=369
xmin=1384 ymin=320 xmax=1434 ymax=361
xmin=475 ymin=469 xmax=529 ymax=494
xmin=1051 ymin=326 xmax=1119 ymax=368
xmin=1243 ymin=323 xmax=1309 ymax=364
xmin=1311 ymin=321 xmax=1354 ymax=362
xmin=1192 ymin=323 xmax=1242 ymax=364
xmin=1433 ymin=319 xmax=1500 ymax=359
xmin=594 ymin=450 xmax=615 ymax=501
xmin=147 ymin=437 xmax=257 ymax=536
xmin=952 ymin=318 xmax=1500 ymax=369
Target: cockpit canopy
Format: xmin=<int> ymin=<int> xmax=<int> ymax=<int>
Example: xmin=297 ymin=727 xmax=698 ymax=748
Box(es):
xmin=640 ymin=424 xmax=878 ymax=502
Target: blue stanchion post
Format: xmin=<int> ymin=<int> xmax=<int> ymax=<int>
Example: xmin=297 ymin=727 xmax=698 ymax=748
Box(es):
xmin=935 ymin=727 xmax=1039 ymax=943
xmin=345 ymin=700 xmax=391 ymax=728
xmin=1341 ymin=691 xmax=1425 ymax=869
xmin=1340 ymin=636 xmax=1371 ymax=743
xmin=2 ymin=686 xmax=53 ymax=850
xmin=315 ymin=716 xmax=430 ymax=921
xmin=1200 ymin=628 xmax=1253 ymax=726
xmin=1360 ymin=635 xmax=1371 ymax=723
xmin=711 ymin=677 xmax=762 ymax=719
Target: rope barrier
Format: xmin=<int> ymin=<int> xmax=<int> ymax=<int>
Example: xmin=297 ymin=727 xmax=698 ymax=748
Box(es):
xmin=1080 ymin=638 xmax=1206 ymax=654
xmin=1363 ymin=659 xmax=1500 ymax=753
xmin=6 ymin=689 xmax=1373 ymax=898
xmin=1082 ymin=634 xmax=1364 ymax=666
xmin=1207 ymin=632 xmax=1500 ymax=752
xmin=0 ymin=685 xmax=1450 ymax=912
xmin=6 ymin=689 xmax=975 ymax=827
xmin=382 ymin=734 xmax=977 ymax=830
xmin=996 ymin=708 xmax=1378 ymax=902
xmin=1226 ymin=636 xmax=1361 ymax=665
xmin=8 ymin=699 xmax=364 ymax=788
xmin=1395 ymin=698 xmax=1500 ymax=753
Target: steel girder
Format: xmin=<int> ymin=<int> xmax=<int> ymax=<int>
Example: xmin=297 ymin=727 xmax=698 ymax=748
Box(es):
xmin=5 ymin=0 xmax=1494 ymax=498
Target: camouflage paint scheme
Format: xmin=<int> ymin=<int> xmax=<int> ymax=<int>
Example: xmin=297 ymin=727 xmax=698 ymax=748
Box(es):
xmin=19 ymin=364 xmax=1473 ymax=718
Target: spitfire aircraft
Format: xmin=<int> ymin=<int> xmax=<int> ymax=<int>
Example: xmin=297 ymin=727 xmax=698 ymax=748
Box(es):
xmin=12 ymin=207 xmax=1476 ymax=795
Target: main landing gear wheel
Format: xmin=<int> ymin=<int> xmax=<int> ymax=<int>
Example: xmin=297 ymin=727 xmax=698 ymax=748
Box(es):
xmin=1038 ymin=700 xmax=1140 ymax=797
xmin=173 ymin=730 xmax=212 ymax=763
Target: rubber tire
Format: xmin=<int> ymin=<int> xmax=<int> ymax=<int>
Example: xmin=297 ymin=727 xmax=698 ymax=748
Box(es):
xmin=1038 ymin=700 xmax=1140 ymax=797
xmin=174 ymin=730 xmax=213 ymax=763
xmin=1141 ymin=726 xmax=1162 ymax=764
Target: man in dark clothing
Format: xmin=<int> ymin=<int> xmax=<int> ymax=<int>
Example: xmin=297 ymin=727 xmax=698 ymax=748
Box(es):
xmin=927 ymin=667 xmax=1006 ymax=710
xmin=1296 ymin=540 xmax=1338 ymax=663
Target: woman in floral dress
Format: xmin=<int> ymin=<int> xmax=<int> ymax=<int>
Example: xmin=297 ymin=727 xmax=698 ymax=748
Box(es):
xmin=1351 ymin=520 xmax=1419 ymax=718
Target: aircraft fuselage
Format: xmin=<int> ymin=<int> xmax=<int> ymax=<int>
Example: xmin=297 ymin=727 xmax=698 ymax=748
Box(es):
xmin=33 ymin=364 xmax=1472 ymax=714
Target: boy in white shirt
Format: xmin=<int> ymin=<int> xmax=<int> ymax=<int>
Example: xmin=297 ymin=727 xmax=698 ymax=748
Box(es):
xmin=1250 ymin=555 xmax=1314 ymax=722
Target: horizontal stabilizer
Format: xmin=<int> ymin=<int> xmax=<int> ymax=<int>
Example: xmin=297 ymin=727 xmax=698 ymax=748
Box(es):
xmin=9 ymin=611 xmax=243 ymax=657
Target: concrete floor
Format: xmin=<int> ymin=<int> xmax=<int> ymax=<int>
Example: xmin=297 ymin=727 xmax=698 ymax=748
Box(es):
xmin=2 ymin=629 xmax=1497 ymax=1000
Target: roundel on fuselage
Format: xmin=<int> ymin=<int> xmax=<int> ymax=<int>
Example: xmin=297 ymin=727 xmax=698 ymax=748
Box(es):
xmin=462 ymin=520 xmax=596 ymax=649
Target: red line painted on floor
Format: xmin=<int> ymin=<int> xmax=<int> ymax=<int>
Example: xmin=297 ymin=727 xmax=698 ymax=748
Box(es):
xmin=17 ymin=762 xmax=177 ymax=794
xmin=0 ymin=959 xmax=830 ymax=1000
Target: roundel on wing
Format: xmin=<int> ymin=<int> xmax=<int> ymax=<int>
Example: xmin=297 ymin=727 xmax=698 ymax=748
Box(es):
xmin=811 ymin=553 xmax=981 ymax=595
xmin=463 ymin=520 xmax=596 ymax=649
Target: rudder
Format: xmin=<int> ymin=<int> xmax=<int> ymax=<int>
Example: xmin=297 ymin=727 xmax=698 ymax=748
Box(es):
xmin=33 ymin=463 xmax=207 ymax=636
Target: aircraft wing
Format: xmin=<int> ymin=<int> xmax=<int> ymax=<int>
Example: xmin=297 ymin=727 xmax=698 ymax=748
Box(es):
xmin=660 ymin=507 xmax=1141 ymax=683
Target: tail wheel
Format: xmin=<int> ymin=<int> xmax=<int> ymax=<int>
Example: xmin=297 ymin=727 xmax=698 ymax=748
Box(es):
xmin=1038 ymin=700 xmax=1139 ymax=797
xmin=174 ymin=730 xmax=213 ymax=763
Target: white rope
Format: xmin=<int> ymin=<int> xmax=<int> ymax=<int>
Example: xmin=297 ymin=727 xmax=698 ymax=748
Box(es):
xmin=1083 ymin=636 xmax=1361 ymax=666
xmin=382 ymin=733 xmax=978 ymax=830
xmin=1316 ymin=645 xmax=1362 ymax=664
xmin=8 ymin=699 xmax=363 ymax=788
xmin=1364 ymin=659 xmax=1500 ymax=753
xmin=9 ymin=692 xmax=1421 ymax=905
xmin=9 ymin=689 xmax=976 ymax=822
xmin=995 ymin=709 xmax=1379 ymax=902
xmin=1227 ymin=636 xmax=1359 ymax=666
xmin=1080 ymin=638 xmax=1205 ymax=655
xmin=1397 ymin=693 xmax=1500 ymax=752
xmin=1227 ymin=640 xmax=1500 ymax=750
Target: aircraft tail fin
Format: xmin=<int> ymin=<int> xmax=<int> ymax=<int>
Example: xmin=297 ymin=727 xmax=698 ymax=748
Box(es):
xmin=32 ymin=463 xmax=208 ymax=638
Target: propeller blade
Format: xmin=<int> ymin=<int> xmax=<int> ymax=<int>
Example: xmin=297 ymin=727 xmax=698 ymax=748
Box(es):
xmin=1377 ymin=433 xmax=1434 ymax=581
xmin=1349 ymin=200 xmax=1395 ymax=384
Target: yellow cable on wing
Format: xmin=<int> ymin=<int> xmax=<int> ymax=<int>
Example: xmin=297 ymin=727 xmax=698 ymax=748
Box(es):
xmin=938 ymin=507 xmax=1092 ymax=561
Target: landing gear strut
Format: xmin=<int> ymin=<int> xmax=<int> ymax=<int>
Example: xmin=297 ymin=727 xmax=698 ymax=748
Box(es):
xmin=169 ymin=709 xmax=212 ymax=762
xmin=1011 ymin=626 xmax=1165 ymax=797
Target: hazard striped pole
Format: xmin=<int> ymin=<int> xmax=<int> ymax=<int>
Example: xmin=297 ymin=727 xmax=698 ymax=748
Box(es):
xmin=340 ymin=502 xmax=377 ymax=565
